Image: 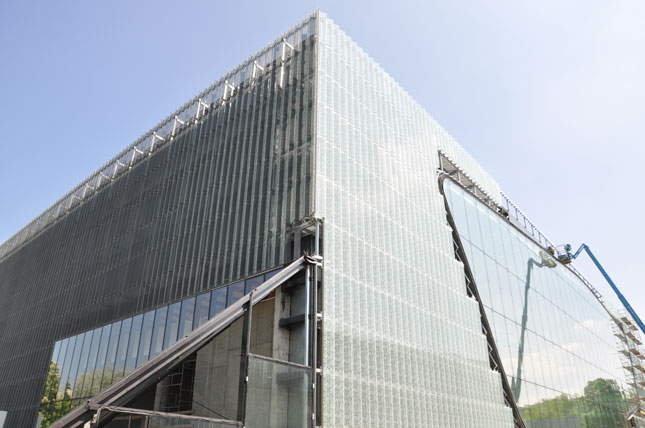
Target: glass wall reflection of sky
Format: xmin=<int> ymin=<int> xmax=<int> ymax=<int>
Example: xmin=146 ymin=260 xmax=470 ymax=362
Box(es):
xmin=445 ymin=179 xmax=633 ymax=427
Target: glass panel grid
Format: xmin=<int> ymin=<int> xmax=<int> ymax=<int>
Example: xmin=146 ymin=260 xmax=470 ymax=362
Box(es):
xmin=445 ymin=179 xmax=632 ymax=426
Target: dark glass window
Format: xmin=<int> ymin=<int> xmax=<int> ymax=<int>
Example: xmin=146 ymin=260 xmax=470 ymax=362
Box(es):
xmin=177 ymin=297 xmax=196 ymax=340
xmin=227 ymin=281 xmax=244 ymax=306
xmin=51 ymin=341 xmax=62 ymax=366
xmin=209 ymin=287 xmax=227 ymax=319
xmin=91 ymin=324 xmax=111 ymax=394
xmin=79 ymin=328 xmax=102 ymax=398
xmin=245 ymin=275 xmax=264 ymax=294
xmin=58 ymin=335 xmax=77 ymax=395
xmin=163 ymin=302 xmax=181 ymax=349
xmin=102 ymin=321 xmax=122 ymax=388
xmin=264 ymin=269 xmax=280 ymax=280
xmin=66 ymin=332 xmax=87 ymax=398
xmin=124 ymin=314 xmax=143 ymax=375
xmin=136 ymin=310 xmax=156 ymax=366
xmin=193 ymin=293 xmax=211 ymax=329
xmin=113 ymin=318 xmax=133 ymax=382
xmin=150 ymin=306 xmax=167 ymax=358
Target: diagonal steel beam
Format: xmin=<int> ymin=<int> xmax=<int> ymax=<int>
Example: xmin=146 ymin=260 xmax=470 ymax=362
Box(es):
xmin=49 ymin=254 xmax=319 ymax=428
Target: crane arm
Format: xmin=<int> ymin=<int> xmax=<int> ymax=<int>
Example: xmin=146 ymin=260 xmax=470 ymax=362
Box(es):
xmin=569 ymin=244 xmax=645 ymax=336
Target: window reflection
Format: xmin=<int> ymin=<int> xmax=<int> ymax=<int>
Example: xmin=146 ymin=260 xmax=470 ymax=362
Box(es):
xmin=91 ymin=324 xmax=111 ymax=394
xmin=209 ymin=287 xmax=227 ymax=318
xmin=136 ymin=310 xmax=155 ymax=366
xmin=78 ymin=328 xmax=101 ymax=399
xmin=42 ymin=266 xmax=282 ymax=419
xmin=193 ymin=293 xmax=210 ymax=329
xmin=124 ymin=315 xmax=143 ymax=375
xmin=227 ymin=281 xmax=244 ymax=306
xmin=150 ymin=306 xmax=167 ymax=358
xmin=163 ymin=302 xmax=181 ymax=349
xmin=445 ymin=179 xmax=632 ymax=426
xmin=177 ymin=298 xmax=195 ymax=340
xmin=66 ymin=332 xmax=86 ymax=400
xmin=113 ymin=318 xmax=132 ymax=382
xmin=245 ymin=275 xmax=263 ymax=294
xmin=102 ymin=320 xmax=122 ymax=388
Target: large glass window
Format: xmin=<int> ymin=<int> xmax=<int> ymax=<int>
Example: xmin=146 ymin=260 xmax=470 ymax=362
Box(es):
xmin=113 ymin=318 xmax=133 ymax=382
xmin=102 ymin=321 xmax=122 ymax=388
xmin=42 ymin=266 xmax=284 ymax=423
xmin=209 ymin=287 xmax=227 ymax=319
xmin=193 ymin=293 xmax=211 ymax=329
xmin=77 ymin=328 xmax=101 ymax=399
xmin=66 ymin=332 xmax=86 ymax=401
xmin=227 ymin=282 xmax=244 ymax=306
xmin=137 ymin=310 xmax=156 ymax=366
xmin=91 ymin=324 xmax=111 ymax=394
xmin=244 ymin=275 xmax=264 ymax=294
xmin=150 ymin=306 xmax=168 ymax=358
xmin=163 ymin=302 xmax=182 ymax=349
xmin=58 ymin=335 xmax=77 ymax=395
xmin=125 ymin=314 xmax=144 ymax=375
xmin=444 ymin=179 xmax=632 ymax=426
xmin=177 ymin=297 xmax=196 ymax=340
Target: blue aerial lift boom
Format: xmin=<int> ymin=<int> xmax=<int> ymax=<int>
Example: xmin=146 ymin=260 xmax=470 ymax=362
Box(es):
xmin=556 ymin=243 xmax=645 ymax=336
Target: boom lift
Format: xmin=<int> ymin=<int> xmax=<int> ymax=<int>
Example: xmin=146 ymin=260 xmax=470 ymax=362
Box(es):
xmin=555 ymin=243 xmax=645 ymax=337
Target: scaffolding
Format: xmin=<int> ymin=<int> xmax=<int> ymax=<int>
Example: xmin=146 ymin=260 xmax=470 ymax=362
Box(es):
xmin=612 ymin=311 xmax=645 ymax=426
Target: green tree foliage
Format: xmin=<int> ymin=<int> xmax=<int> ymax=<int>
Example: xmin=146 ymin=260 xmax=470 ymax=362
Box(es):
xmin=520 ymin=378 xmax=628 ymax=428
xmin=39 ymin=361 xmax=72 ymax=427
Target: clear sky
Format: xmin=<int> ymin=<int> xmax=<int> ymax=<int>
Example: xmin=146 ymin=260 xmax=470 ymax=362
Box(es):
xmin=1 ymin=1 xmax=643 ymax=318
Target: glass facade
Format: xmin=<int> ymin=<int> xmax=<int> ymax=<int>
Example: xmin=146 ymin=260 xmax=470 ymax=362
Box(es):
xmin=0 ymin=13 xmax=316 ymax=428
xmin=39 ymin=270 xmax=279 ymax=423
xmin=445 ymin=178 xmax=632 ymax=428
xmin=0 ymin=9 xmax=635 ymax=428
xmin=314 ymin=12 xmax=513 ymax=428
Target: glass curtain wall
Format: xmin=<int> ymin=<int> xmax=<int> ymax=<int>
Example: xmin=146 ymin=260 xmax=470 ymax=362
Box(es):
xmin=314 ymin=12 xmax=514 ymax=428
xmin=444 ymin=178 xmax=633 ymax=428
xmin=1 ymin=12 xmax=317 ymax=428
xmin=39 ymin=269 xmax=279 ymax=426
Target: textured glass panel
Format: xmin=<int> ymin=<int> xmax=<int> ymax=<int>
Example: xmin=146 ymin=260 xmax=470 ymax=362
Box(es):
xmin=137 ymin=310 xmax=156 ymax=366
xmin=193 ymin=293 xmax=211 ymax=329
xmin=315 ymin=13 xmax=513 ymax=427
xmin=178 ymin=297 xmax=196 ymax=340
xmin=245 ymin=357 xmax=310 ymax=428
xmin=150 ymin=306 xmax=168 ymax=358
xmin=209 ymin=288 xmax=227 ymax=319
xmin=163 ymin=302 xmax=181 ymax=349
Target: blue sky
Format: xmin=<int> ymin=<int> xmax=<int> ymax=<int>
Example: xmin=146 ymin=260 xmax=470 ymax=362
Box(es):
xmin=1 ymin=1 xmax=644 ymax=317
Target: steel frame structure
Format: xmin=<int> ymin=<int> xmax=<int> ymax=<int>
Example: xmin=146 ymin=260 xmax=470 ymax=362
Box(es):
xmin=48 ymin=253 xmax=322 ymax=428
